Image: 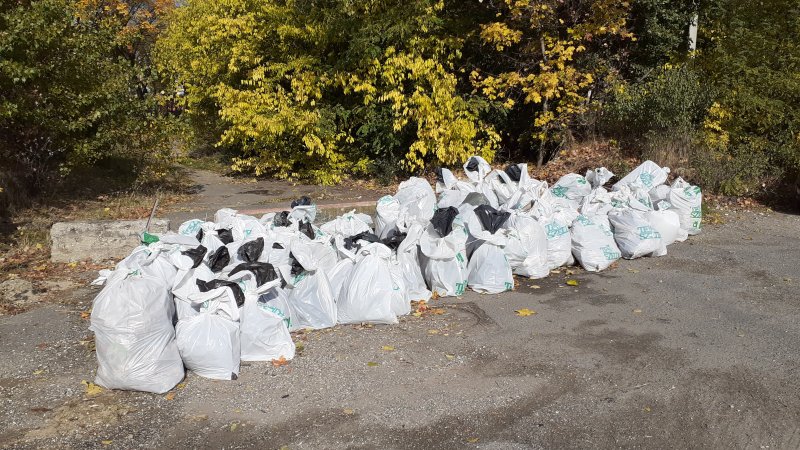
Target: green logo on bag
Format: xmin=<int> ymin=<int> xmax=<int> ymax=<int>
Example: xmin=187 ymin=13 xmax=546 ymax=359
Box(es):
xmin=291 ymin=272 xmax=307 ymax=285
xmin=545 ymin=223 xmax=569 ymax=239
xmin=601 ymin=245 xmax=621 ymax=260
xmin=639 ymin=172 xmax=654 ymax=187
xmin=637 ymin=226 xmax=661 ymax=240
xmin=690 ymin=206 xmax=702 ymax=219
xmin=263 ymin=305 xmax=291 ymax=328
xmin=504 ymin=282 xmax=513 ymax=291
xmin=576 ymin=177 xmax=588 ymax=185
xmin=455 ymin=282 xmax=466 ymax=296
xmin=576 ymin=215 xmax=593 ymax=226
xmin=456 ymin=252 xmax=465 ymax=263
xmin=685 ymin=186 xmax=701 ymax=198
xmin=551 ymin=186 xmax=568 ymax=198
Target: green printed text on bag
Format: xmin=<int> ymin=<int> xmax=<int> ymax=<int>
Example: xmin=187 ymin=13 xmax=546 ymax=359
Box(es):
xmin=639 ymin=172 xmax=654 ymax=188
xmin=637 ymin=226 xmax=661 ymax=240
xmin=545 ymin=222 xmax=569 ymax=239
xmin=551 ymin=186 xmax=568 ymax=198
xmin=601 ymin=245 xmax=621 ymax=260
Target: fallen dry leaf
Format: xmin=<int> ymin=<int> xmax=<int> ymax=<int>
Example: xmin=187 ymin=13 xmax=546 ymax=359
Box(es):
xmin=366 ymin=361 xmax=379 ymax=367
xmin=445 ymin=354 xmax=455 ymax=361
xmin=381 ymin=345 xmax=395 ymax=351
xmin=515 ymin=308 xmax=537 ymax=317
xmin=82 ymin=380 xmax=103 ymax=396
xmin=427 ymin=329 xmax=440 ymax=335
xmin=628 ymin=269 xmax=640 ymax=274
xmin=467 ymin=437 xmax=480 ymax=443
xmin=33 ymin=369 xmax=45 ymax=375
xmin=164 ymin=392 xmax=176 ymax=401
xmin=528 ymin=284 xmax=541 ymax=289
xmin=230 ymin=422 xmax=239 ymax=432
xmin=80 ymin=311 xmax=91 ymax=320
xmin=272 ymin=356 xmax=289 ymax=367
xmin=565 ymin=279 xmax=579 ymax=286
xmin=101 ymin=440 xmax=113 ymax=446
xmin=633 ymin=309 xmax=642 ymax=314
xmin=343 ymin=408 xmax=355 ymax=415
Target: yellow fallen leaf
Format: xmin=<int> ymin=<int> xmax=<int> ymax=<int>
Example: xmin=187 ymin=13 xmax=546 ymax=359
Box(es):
xmin=427 ymin=329 xmax=440 ymax=335
xmin=101 ymin=440 xmax=113 ymax=445
xmin=35 ymin=243 xmax=43 ymax=250
xmin=80 ymin=311 xmax=91 ymax=320
xmin=515 ymin=308 xmax=536 ymax=317
xmin=176 ymin=382 xmax=187 ymax=390
xmin=566 ymin=279 xmax=578 ymax=286
xmin=272 ymin=356 xmax=289 ymax=367
xmin=633 ymin=309 xmax=642 ymax=314
xmin=467 ymin=437 xmax=480 ymax=443
xmin=445 ymin=354 xmax=455 ymax=361
xmin=628 ymin=269 xmax=639 ymax=273
xmin=381 ymin=345 xmax=395 ymax=351
xmin=67 ymin=262 xmax=78 ymax=268
xmin=343 ymin=408 xmax=355 ymax=415
xmin=33 ymin=369 xmax=45 ymax=375
xmin=366 ymin=361 xmax=379 ymax=367
xmin=82 ymin=380 xmax=103 ymax=396
xmin=230 ymin=422 xmax=239 ymax=432
xmin=164 ymin=392 xmax=175 ymax=401
xmin=643 ymin=406 xmax=651 ymax=412
xmin=528 ymin=285 xmax=541 ymax=289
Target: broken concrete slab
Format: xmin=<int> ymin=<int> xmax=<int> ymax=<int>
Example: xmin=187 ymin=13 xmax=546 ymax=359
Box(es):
xmin=50 ymin=219 xmax=169 ymax=263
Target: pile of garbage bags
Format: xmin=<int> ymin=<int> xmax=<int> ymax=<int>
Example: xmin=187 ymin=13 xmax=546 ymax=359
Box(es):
xmin=89 ymin=158 xmax=702 ymax=393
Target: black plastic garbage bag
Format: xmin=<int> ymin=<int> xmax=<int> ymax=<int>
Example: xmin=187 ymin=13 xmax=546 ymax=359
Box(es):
xmin=237 ymin=237 xmax=264 ymax=263
xmin=344 ymin=231 xmax=381 ymax=250
xmin=298 ymin=220 xmax=315 ymax=240
xmin=291 ymin=196 xmax=312 ymax=208
xmin=465 ymin=157 xmax=480 ymax=173
xmin=430 ymin=206 xmax=459 ymax=237
xmin=216 ymin=228 xmax=234 ymax=245
xmin=273 ymin=211 xmax=291 ymax=227
xmin=181 ymin=245 xmax=208 ymax=269
xmin=196 ymin=279 xmax=245 ymax=307
xmin=229 ymin=261 xmax=279 ymax=287
xmin=505 ymin=164 xmax=522 ymax=182
xmin=208 ymin=247 xmax=230 ymax=273
xmin=473 ymin=204 xmax=510 ymax=234
xmin=382 ymin=229 xmax=407 ymax=250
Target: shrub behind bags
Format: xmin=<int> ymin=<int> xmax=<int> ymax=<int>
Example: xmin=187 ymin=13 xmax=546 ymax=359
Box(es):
xmin=90 ymin=268 xmax=184 ymax=394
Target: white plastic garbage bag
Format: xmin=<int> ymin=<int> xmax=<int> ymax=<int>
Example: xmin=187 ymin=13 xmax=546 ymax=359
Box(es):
xmin=337 ymin=243 xmax=398 ymax=324
xmin=284 ymin=239 xmax=338 ymax=329
xmin=486 ymin=169 xmax=516 ymax=207
xmin=239 ymin=280 xmax=295 ymax=362
xmin=395 ymin=222 xmax=431 ymax=302
xmin=645 ymin=209 xmax=682 ymax=256
xmin=463 ymin=156 xmax=500 ymax=208
xmin=395 ymin=177 xmax=437 ymax=223
xmin=374 ymin=195 xmax=401 ymax=239
xmin=504 ymin=211 xmax=549 ymax=278
xmin=550 ymin=173 xmax=592 ymax=209
xmin=613 ymin=160 xmax=670 ymax=191
xmin=435 ymin=168 xmax=472 ymax=209
xmin=571 ymin=214 xmax=621 ymax=272
xmin=419 ymin=207 xmax=469 ymax=297
xmin=579 ymin=187 xmax=615 ymax=216
xmin=540 ymin=210 xmax=577 ymax=269
xmin=668 ymin=177 xmax=702 ymax=235
xmin=320 ymin=209 xmax=374 ymax=238
xmin=90 ymin=268 xmax=184 ymax=394
xmin=465 ymin=205 xmax=514 ymax=293
xmin=649 ymin=184 xmax=672 ymax=206
xmin=608 ymin=209 xmax=663 ymax=259
xmin=178 ymin=283 xmax=242 ymax=380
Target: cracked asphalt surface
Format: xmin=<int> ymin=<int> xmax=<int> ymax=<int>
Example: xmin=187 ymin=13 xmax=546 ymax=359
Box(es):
xmin=2 ymin=209 xmax=799 ymax=449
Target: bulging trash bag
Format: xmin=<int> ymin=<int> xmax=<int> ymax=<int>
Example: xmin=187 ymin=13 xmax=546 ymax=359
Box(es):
xmin=114 ymin=243 xmax=179 ymax=285
xmin=395 ymin=222 xmax=431 ymax=302
xmin=668 ymin=177 xmax=702 ymax=235
xmin=214 ymin=208 xmax=266 ymax=242
xmin=239 ymin=279 xmax=295 ymax=362
xmin=90 ymin=268 xmax=184 ymax=394
xmin=608 ymin=209 xmax=663 ymax=259
xmin=178 ymin=284 xmax=242 ymax=380
xmin=395 ymin=177 xmax=437 ymax=223
xmin=288 ymin=197 xmax=317 ymax=224
xmin=537 ymin=204 xmax=577 ymax=269
xmin=649 ymin=184 xmax=672 ymax=206
xmin=645 ymin=209 xmax=683 ymax=256
xmin=585 ymin=167 xmax=615 ymax=189
xmin=420 ymin=208 xmax=469 ymax=297
xmin=327 ymin=237 xmax=358 ymax=302
xmin=503 ymin=211 xmax=549 ymax=278
xmin=337 ymin=242 xmax=398 ymax=324
xmin=466 ymin=205 xmax=513 ymax=294
xmin=571 ymin=214 xmax=621 ymax=272
xmin=320 ymin=209 xmax=374 ymax=238
xmin=613 ymin=160 xmax=670 ymax=191
xmin=374 ymin=195 xmax=401 ymax=239
xmin=283 ymin=240 xmax=337 ymax=330
xmin=550 ymin=173 xmax=592 ymax=209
